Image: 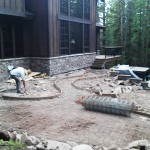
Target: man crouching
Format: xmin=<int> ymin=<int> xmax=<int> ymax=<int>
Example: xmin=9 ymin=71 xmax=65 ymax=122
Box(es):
xmin=10 ymin=67 xmax=31 ymax=94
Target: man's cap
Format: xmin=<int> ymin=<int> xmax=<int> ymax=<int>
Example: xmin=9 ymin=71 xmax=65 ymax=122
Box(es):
xmin=7 ymin=65 xmax=14 ymax=71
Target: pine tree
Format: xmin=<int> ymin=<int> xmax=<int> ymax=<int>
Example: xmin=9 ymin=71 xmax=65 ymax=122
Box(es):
xmin=104 ymin=0 xmax=150 ymax=67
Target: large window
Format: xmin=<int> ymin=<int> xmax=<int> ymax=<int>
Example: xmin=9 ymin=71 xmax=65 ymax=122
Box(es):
xmin=59 ymin=0 xmax=91 ymax=55
xmin=70 ymin=22 xmax=83 ymax=54
xmin=0 ymin=23 xmax=24 ymax=59
xmin=3 ymin=24 xmax=13 ymax=58
xmin=60 ymin=0 xmax=68 ymax=15
xmin=60 ymin=21 xmax=69 ymax=55
xmin=70 ymin=0 xmax=83 ymax=18
xmin=84 ymin=0 xmax=90 ymax=19
xmin=59 ymin=0 xmax=90 ymax=19
xmin=60 ymin=21 xmax=90 ymax=55
xmin=0 ymin=0 xmax=25 ymax=15
xmin=0 ymin=27 xmax=1 ymax=58
xmin=84 ymin=24 xmax=89 ymax=52
xmin=15 ymin=24 xmax=24 ymax=57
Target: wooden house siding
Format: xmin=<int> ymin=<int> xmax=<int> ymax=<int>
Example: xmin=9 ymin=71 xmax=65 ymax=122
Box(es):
xmin=0 ymin=0 xmax=103 ymax=78
xmin=48 ymin=0 xmax=59 ymax=57
xmin=90 ymin=0 xmax=96 ymax=53
xmin=0 ymin=0 xmax=99 ymax=58
xmin=0 ymin=0 xmax=25 ymax=16
xmin=24 ymin=0 xmax=49 ymax=57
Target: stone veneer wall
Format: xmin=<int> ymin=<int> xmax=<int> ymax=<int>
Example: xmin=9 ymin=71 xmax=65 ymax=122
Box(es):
xmin=0 ymin=53 xmax=96 ymax=81
xmin=30 ymin=53 xmax=96 ymax=75
xmin=29 ymin=58 xmax=50 ymax=75
xmin=49 ymin=53 xmax=96 ymax=75
xmin=0 ymin=58 xmax=30 ymax=81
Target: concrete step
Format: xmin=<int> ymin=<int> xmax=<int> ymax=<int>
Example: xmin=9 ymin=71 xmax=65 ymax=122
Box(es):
xmin=90 ymin=65 xmax=103 ymax=69
xmin=92 ymin=63 xmax=104 ymax=66
xmin=94 ymin=59 xmax=106 ymax=62
xmin=92 ymin=61 xmax=105 ymax=65
xmin=91 ymin=57 xmax=106 ymax=69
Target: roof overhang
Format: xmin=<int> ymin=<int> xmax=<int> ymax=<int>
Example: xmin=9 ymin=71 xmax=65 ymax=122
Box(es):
xmin=24 ymin=11 xmax=35 ymax=20
xmin=0 ymin=11 xmax=35 ymax=20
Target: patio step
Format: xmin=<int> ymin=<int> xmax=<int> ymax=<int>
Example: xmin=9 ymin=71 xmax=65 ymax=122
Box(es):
xmin=94 ymin=59 xmax=106 ymax=62
xmin=91 ymin=59 xmax=106 ymax=69
xmin=91 ymin=55 xmax=122 ymax=69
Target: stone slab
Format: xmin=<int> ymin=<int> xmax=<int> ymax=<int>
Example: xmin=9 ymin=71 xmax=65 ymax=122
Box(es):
xmin=95 ymin=93 xmax=118 ymax=98
xmin=129 ymin=78 xmax=142 ymax=84
xmin=109 ymin=71 xmax=120 ymax=77
xmin=118 ymin=74 xmax=131 ymax=80
xmin=2 ymin=92 xmax=61 ymax=100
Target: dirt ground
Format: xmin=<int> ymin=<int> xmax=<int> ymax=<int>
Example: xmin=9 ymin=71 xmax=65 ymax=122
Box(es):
xmin=0 ymin=68 xmax=150 ymax=148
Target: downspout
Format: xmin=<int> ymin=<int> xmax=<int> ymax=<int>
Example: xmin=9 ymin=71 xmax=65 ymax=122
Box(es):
xmin=103 ymin=0 xmax=106 ymax=59
xmin=47 ymin=0 xmax=51 ymax=76
xmin=47 ymin=0 xmax=51 ymax=57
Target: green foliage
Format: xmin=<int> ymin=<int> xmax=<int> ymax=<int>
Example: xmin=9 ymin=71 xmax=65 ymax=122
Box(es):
xmin=0 ymin=140 xmax=25 ymax=150
xmin=104 ymin=0 xmax=150 ymax=67
xmin=105 ymin=61 xmax=118 ymax=69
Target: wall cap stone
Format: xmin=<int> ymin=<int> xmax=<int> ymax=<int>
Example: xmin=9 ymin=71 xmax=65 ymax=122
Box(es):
xmin=0 ymin=53 xmax=96 ymax=62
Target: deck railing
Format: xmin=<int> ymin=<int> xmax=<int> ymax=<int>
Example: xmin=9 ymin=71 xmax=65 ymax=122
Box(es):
xmin=99 ymin=46 xmax=122 ymax=58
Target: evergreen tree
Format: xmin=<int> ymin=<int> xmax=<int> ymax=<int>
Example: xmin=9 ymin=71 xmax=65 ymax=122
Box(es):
xmin=104 ymin=0 xmax=150 ymax=67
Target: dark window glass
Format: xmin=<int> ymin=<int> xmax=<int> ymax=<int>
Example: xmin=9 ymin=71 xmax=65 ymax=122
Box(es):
xmin=15 ymin=23 xmax=24 ymax=57
xmin=16 ymin=0 xmax=23 ymax=12
xmin=84 ymin=0 xmax=90 ymax=19
xmin=0 ymin=27 xmax=1 ymax=58
xmin=60 ymin=21 xmax=69 ymax=55
xmin=60 ymin=0 xmax=68 ymax=15
xmin=59 ymin=0 xmax=90 ymax=20
xmin=84 ymin=24 xmax=89 ymax=52
xmin=0 ymin=0 xmax=4 ymax=7
xmin=60 ymin=21 xmax=90 ymax=55
xmin=5 ymin=0 xmax=11 ymax=10
xmin=3 ymin=24 xmax=13 ymax=58
xmin=0 ymin=23 xmax=24 ymax=58
xmin=70 ymin=22 xmax=83 ymax=54
xmin=70 ymin=0 xmax=83 ymax=18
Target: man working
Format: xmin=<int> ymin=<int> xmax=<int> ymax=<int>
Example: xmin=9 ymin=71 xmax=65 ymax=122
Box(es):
xmin=10 ymin=67 xmax=29 ymax=94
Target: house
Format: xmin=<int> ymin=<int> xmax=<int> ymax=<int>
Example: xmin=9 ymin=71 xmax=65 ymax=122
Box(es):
xmin=0 ymin=0 xmax=105 ymax=80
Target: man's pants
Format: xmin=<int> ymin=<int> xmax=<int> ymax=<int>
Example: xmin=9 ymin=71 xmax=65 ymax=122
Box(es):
xmin=10 ymin=75 xmax=21 ymax=93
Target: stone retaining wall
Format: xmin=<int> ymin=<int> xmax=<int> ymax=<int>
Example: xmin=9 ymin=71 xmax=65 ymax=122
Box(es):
xmin=0 ymin=53 xmax=95 ymax=81
xmin=49 ymin=53 xmax=95 ymax=75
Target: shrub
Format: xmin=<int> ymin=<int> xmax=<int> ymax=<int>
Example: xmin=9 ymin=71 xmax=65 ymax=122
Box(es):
xmin=0 ymin=140 xmax=25 ymax=150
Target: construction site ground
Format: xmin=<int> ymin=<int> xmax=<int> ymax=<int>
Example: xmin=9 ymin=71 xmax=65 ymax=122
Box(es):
xmin=0 ymin=68 xmax=150 ymax=148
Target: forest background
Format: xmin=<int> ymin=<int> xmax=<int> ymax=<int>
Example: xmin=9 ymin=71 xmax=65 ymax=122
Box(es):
xmin=99 ymin=0 xmax=150 ymax=67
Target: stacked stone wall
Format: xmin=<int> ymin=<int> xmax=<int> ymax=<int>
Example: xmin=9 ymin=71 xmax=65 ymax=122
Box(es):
xmin=30 ymin=58 xmax=50 ymax=74
xmin=49 ymin=53 xmax=95 ymax=75
xmin=0 ymin=53 xmax=96 ymax=81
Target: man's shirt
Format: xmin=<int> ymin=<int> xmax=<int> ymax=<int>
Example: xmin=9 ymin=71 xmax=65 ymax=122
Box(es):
xmin=10 ymin=67 xmax=25 ymax=80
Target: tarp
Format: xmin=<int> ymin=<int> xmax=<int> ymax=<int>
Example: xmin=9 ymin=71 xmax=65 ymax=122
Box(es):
xmin=113 ymin=65 xmax=140 ymax=79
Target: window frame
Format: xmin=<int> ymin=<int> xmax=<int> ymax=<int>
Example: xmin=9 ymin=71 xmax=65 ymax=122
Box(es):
xmin=59 ymin=0 xmax=91 ymax=56
xmin=0 ymin=22 xmax=24 ymax=59
xmin=58 ymin=0 xmax=91 ymax=20
xmin=59 ymin=20 xmax=90 ymax=55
